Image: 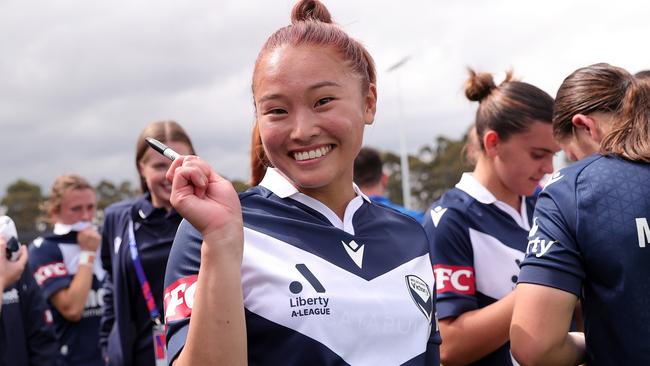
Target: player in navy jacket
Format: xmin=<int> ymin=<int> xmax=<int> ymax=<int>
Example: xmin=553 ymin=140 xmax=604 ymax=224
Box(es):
xmin=511 ymin=63 xmax=650 ymax=365
xmin=1 ymin=231 xmax=59 ymax=366
xmin=100 ymin=121 xmax=195 ymax=366
xmin=424 ymin=69 xmax=559 ymax=365
xmin=28 ymin=175 xmax=104 ymax=366
xmin=162 ymin=1 xmax=440 ymax=364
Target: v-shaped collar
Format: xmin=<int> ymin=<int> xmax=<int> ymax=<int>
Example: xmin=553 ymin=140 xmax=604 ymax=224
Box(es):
xmin=259 ymin=168 xmax=370 ymax=233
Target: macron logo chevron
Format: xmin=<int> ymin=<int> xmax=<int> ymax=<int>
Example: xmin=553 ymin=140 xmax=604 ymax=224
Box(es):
xmin=543 ymin=171 xmax=564 ymax=190
xmin=430 ymin=206 xmax=448 ymax=227
xmin=342 ymin=240 xmax=365 ymax=268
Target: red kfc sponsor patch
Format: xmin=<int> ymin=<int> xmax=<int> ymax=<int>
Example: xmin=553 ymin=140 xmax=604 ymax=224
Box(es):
xmin=164 ymin=275 xmax=198 ymax=322
xmin=34 ymin=262 xmax=68 ymax=285
xmin=433 ymin=265 xmax=475 ymax=295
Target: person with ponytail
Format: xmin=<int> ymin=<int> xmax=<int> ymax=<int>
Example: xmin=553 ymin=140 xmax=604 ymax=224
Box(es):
xmin=163 ymin=1 xmax=440 ymax=365
xmin=99 ymin=121 xmax=196 ymax=366
xmin=423 ymin=69 xmax=559 ymax=365
xmin=511 ymin=63 xmax=650 ymax=365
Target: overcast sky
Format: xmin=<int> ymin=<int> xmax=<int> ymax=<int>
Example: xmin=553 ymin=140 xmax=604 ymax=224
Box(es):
xmin=1 ymin=0 xmax=647 ymax=195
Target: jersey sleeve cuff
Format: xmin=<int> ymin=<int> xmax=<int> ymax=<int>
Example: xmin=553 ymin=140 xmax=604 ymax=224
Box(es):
xmin=436 ymin=297 xmax=477 ymax=319
xmin=517 ymin=264 xmax=582 ymax=297
xmin=167 ymin=321 xmax=189 ymax=364
xmin=42 ymin=277 xmax=73 ymax=300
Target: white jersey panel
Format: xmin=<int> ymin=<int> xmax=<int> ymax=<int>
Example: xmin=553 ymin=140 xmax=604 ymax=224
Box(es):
xmin=242 ymin=227 xmax=433 ymax=366
xmin=469 ymin=228 xmax=524 ymax=300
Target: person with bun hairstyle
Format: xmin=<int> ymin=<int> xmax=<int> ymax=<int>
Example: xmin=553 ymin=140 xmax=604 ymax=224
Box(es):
xmin=423 ymin=69 xmax=559 ymax=365
xmin=511 ymin=63 xmax=650 ymax=365
xmin=163 ymin=1 xmax=440 ymax=365
xmin=635 ymin=69 xmax=650 ymax=80
xmin=99 ymin=121 xmax=196 ymax=366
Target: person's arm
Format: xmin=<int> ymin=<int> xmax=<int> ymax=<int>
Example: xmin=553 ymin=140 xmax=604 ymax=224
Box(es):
xmin=19 ymin=270 xmax=60 ymax=366
xmin=0 ymin=238 xmax=28 ymax=312
xmin=510 ymin=283 xmax=584 ymax=365
xmin=424 ymin=204 xmax=513 ymax=365
xmin=166 ymin=155 xmax=247 ymax=366
xmin=49 ymin=227 xmax=100 ymax=322
xmin=439 ymin=291 xmax=515 ymax=365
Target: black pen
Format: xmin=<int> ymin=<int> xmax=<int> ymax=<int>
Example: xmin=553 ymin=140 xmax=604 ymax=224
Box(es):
xmin=145 ymin=137 xmax=181 ymax=161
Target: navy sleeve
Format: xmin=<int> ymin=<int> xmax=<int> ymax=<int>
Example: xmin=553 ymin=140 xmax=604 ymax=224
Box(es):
xmin=18 ymin=270 xmax=60 ymax=366
xmin=423 ymin=205 xmax=477 ymax=319
xmin=99 ymin=210 xmax=117 ymax=352
xmin=518 ymin=176 xmax=585 ymax=297
xmin=163 ymin=219 xmax=203 ymax=365
xmin=28 ymin=240 xmax=72 ymax=300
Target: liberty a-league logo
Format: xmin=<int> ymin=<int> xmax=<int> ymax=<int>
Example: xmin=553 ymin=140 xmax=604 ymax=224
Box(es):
xmin=405 ymin=275 xmax=432 ymax=321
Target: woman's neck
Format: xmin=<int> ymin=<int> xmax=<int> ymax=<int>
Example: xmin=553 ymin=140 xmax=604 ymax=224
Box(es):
xmin=150 ymin=194 xmax=171 ymax=212
xmin=473 ymin=157 xmax=521 ymax=211
xmin=299 ymin=182 xmax=356 ymax=220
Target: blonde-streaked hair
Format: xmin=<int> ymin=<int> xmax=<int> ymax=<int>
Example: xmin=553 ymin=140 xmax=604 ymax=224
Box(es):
xmin=42 ymin=174 xmax=93 ymax=222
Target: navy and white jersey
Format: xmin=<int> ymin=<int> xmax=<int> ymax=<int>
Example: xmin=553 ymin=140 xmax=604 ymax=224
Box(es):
xmin=28 ymin=226 xmax=106 ymax=366
xmin=100 ymin=193 xmax=182 ymax=366
xmin=164 ymin=168 xmax=440 ymax=365
xmin=518 ymin=155 xmax=650 ymax=365
xmin=424 ymin=173 xmax=535 ymax=366
xmin=0 ymin=269 xmax=59 ymax=366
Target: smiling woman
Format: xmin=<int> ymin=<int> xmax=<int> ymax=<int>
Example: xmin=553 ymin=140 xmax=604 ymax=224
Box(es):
xmin=162 ymin=1 xmax=440 ymax=365
xmin=99 ymin=121 xmax=196 ymax=366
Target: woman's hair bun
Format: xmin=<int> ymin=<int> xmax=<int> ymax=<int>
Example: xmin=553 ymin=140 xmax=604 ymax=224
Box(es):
xmin=291 ymin=0 xmax=333 ymax=24
xmin=465 ymin=68 xmax=497 ymax=102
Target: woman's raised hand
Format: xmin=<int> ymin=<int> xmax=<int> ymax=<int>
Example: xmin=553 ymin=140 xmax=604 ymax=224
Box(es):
xmin=166 ymin=156 xmax=243 ymax=255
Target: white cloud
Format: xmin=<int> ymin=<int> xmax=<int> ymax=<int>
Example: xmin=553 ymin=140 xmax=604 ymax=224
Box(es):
xmin=1 ymin=0 xmax=648 ymax=194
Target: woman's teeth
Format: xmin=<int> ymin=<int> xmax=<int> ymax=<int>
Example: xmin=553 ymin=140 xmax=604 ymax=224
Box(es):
xmin=293 ymin=145 xmax=332 ymax=161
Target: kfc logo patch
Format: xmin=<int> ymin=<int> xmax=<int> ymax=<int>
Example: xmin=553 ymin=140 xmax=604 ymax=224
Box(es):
xmin=433 ymin=265 xmax=475 ymax=294
xmin=164 ymin=275 xmax=198 ymax=322
xmin=34 ymin=262 xmax=68 ymax=285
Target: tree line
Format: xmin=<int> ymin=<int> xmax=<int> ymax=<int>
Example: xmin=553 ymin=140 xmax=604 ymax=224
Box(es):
xmin=1 ymin=133 xmax=470 ymax=242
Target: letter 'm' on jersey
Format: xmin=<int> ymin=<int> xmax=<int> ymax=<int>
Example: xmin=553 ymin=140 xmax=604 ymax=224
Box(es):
xmin=636 ymin=217 xmax=650 ymax=248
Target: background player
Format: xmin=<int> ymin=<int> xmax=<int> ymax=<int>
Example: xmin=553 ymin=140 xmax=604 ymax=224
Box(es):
xmin=423 ymin=69 xmax=559 ymax=365
xmin=28 ymin=174 xmax=104 ymax=365
xmin=354 ymin=146 xmax=425 ymax=222
xmin=100 ymin=120 xmax=196 ymax=366
xmin=1 ymin=234 xmax=59 ymax=366
xmin=163 ymin=1 xmax=440 ymax=364
xmin=511 ymin=63 xmax=650 ymax=365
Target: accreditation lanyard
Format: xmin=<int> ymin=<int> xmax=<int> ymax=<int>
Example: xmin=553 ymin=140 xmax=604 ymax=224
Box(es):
xmin=127 ymin=219 xmax=167 ymax=366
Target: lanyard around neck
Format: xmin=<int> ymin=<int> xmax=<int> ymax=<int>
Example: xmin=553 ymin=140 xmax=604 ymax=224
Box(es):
xmin=127 ymin=219 xmax=162 ymax=324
